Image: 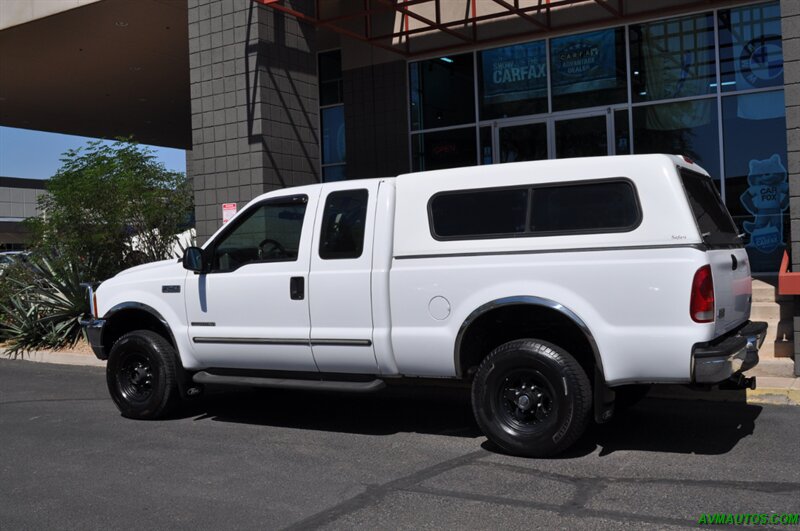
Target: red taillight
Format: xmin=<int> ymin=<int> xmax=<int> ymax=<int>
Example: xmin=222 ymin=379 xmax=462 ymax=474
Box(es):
xmin=93 ymin=292 xmax=99 ymax=319
xmin=690 ymin=265 xmax=715 ymax=323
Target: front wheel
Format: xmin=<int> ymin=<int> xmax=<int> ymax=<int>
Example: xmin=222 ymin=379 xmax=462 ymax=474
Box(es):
xmin=471 ymin=339 xmax=592 ymax=457
xmin=106 ymin=330 xmax=180 ymax=419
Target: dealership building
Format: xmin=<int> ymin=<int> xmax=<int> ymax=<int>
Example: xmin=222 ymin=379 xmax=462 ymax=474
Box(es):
xmin=0 ymin=0 xmax=798 ymax=369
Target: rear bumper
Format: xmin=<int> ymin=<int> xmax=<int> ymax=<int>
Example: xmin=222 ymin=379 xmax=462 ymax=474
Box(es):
xmin=79 ymin=316 xmax=107 ymax=360
xmin=692 ymin=321 xmax=767 ymax=384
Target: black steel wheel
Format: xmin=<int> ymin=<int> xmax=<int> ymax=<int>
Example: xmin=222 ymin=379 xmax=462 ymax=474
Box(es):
xmin=106 ymin=330 xmax=179 ymax=419
xmin=471 ymin=339 xmax=592 ymax=457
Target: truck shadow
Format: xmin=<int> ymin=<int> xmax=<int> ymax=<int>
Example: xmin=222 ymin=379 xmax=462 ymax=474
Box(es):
xmin=562 ymin=397 xmax=763 ymax=458
xmin=186 ymin=387 xmax=763 ymax=456
xmin=189 ymin=385 xmax=482 ymax=438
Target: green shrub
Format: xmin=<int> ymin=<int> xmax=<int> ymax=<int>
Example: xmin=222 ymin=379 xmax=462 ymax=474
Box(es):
xmin=1 ymin=139 xmax=192 ymax=355
xmin=0 ymin=255 xmax=89 ymax=357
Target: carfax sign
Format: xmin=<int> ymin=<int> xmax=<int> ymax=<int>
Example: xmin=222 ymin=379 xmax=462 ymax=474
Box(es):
xmin=481 ymin=41 xmax=547 ymax=106
xmin=550 ymin=29 xmax=618 ymax=96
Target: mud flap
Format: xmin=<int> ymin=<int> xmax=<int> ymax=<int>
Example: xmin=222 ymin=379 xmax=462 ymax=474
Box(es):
xmin=594 ymin=367 xmax=615 ymax=424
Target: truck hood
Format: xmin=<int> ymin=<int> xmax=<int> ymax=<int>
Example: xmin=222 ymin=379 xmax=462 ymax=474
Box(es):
xmin=113 ymin=258 xmax=183 ymax=279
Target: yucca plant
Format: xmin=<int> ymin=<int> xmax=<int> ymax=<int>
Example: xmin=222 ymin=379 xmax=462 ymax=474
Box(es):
xmin=0 ymin=255 xmax=90 ymax=357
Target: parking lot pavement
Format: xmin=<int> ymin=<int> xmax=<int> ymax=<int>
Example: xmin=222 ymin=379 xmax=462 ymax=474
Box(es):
xmin=1 ymin=359 xmax=799 ymax=530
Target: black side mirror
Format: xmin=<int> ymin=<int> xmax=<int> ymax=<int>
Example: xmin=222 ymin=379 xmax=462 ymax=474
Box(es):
xmin=182 ymin=247 xmax=205 ymax=273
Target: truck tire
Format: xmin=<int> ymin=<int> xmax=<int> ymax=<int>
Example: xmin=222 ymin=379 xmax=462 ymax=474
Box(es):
xmin=471 ymin=339 xmax=592 ymax=457
xmin=106 ymin=330 xmax=180 ymax=420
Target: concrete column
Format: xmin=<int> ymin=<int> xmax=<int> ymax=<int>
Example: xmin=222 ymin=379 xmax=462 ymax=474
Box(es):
xmin=782 ymin=0 xmax=800 ymax=375
xmin=187 ymin=0 xmax=319 ymax=244
xmin=342 ymin=60 xmax=410 ymax=179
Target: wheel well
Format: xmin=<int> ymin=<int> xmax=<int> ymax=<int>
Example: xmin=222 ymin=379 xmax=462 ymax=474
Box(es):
xmin=102 ymin=308 xmax=175 ymax=356
xmin=456 ymin=304 xmax=598 ymax=382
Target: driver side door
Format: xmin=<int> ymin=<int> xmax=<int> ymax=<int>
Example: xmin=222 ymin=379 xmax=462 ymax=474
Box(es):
xmin=184 ymin=191 xmax=320 ymax=371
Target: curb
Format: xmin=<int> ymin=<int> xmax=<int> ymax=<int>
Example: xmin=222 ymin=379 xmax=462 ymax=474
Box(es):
xmin=2 ymin=350 xmax=105 ymax=368
xmin=747 ymin=387 xmax=800 ymax=406
xmin=648 ymin=380 xmax=800 ymax=406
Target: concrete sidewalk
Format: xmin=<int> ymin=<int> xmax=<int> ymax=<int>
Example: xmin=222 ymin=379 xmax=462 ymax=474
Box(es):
xmin=3 ymin=348 xmax=798 ymax=406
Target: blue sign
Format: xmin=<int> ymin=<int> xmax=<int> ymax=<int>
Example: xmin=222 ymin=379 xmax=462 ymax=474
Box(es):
xmin=740 ymin=154 xmax=789 ymax=255
xmin=481 ymin=41 xmax=547 ymax=106
xmin=551 ymin=29 xmax=617 ymax=95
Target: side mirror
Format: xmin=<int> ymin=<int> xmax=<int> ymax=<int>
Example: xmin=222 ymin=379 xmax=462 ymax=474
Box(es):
xmin=182 ymin=247 xmax=205 ymax=273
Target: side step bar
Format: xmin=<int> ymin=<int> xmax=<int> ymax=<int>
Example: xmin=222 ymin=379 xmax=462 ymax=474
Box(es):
xmin=192 ymin=371 xmax=386 ymax=393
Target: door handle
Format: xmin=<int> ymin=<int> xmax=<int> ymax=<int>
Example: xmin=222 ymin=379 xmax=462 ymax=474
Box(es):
xmin=290 ymin=277 xmax=304 ymax=300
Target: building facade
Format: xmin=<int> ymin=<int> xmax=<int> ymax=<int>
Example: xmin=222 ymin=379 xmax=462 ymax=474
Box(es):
xmin=186 ymin=0 xmax=795 ymax=275
xmin=0 ymin=177 xmax=46 ymax=251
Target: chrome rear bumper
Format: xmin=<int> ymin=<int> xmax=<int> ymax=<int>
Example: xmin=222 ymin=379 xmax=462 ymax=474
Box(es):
xmin=692 ymin=321 xmax=766 ymax=384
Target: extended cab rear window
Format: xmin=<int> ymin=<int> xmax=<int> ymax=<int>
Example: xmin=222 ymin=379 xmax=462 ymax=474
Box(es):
xmin=679 ymin=169 xmax=741 ymax=248
xmin=429 ymin=179 xmax=641 ymax=240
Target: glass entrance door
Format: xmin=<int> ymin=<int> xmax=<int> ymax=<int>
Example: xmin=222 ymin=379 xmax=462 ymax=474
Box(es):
xmin=497 ymin=121 xmax=548 ymax=163
xmin=494 ymin=110 xmax=615 ymax=163
xmin=554 ymin=113 xmax=610 ymax=159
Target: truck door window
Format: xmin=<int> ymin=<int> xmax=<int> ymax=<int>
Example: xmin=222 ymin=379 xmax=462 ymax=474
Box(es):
xmin=211 ymin=198 xmax=307 ymax=272
xmin=319 ymin=189 xmax=368 ymax=259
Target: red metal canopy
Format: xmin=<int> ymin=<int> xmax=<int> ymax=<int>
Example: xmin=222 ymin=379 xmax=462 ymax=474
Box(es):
xmin=253 ymin=0 xmax=735 ymax=57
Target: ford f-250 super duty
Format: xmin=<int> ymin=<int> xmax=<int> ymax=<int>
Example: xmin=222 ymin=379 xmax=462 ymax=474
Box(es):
xmin=81 ymin=154 xmax=766 ymax=457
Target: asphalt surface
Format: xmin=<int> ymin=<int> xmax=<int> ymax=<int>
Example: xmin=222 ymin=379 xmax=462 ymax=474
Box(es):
xmin=1 ymin=360 xmax=799 ymax=530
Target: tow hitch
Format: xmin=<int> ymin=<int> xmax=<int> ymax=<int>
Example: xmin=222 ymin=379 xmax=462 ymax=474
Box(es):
xmin=719 ymin=374 xmax=757 ymax=391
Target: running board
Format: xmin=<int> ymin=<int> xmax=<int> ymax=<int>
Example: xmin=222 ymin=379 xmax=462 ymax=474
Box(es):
xmin=192 ymin=371 xmax=386 ymax=393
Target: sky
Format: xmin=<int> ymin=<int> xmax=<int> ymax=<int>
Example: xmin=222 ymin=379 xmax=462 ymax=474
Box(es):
xmin=0 ymin=126 xmax=186 ymax=180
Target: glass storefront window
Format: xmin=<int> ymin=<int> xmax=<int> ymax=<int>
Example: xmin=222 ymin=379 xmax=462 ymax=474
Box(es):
xmin=480 ymin=126 xmax=493 ymax=165
xmin=321 ymin=106 xmax=346 ymax=165
xmin=719 ymin=2 xmax=783 ymax=93
xmin=409 ymin=54 xmax=475 ymax=131
xmin=319 ymin=50 xmax=343 ymax=106
xmin=722 ymin=90 xmax=787 ymax=272
xmin=478 ymin=41 xmax=548 ymax=120
xmin=629 ymin=13 xmax=715 ymax=103
xmin=614 ymin=109 xmax=631 ymax=155
xmin=550 ymin=28 xmax=627 ymax=111
xmin=412 ymin=127 xmax=477 ymax=171
xmin=401 ymin=3 xmax=791 ymax=273
xmin=323 ymin=165 xmax=346 ymax=182
xmin=632 ymin=98 xmax=720 ymax=179
xmin=320 ymin=51 xmax=346 ymax=182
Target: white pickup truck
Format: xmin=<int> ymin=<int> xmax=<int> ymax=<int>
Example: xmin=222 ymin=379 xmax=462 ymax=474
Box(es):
xmin=82 ymin=154 xmax=766 ymax=457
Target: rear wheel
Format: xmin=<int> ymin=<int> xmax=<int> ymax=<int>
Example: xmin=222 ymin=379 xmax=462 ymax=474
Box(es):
xmin=106 ymin=330 xmax=179 ymax=419
xmin=471 ymin=339 xmax=592 ymax=457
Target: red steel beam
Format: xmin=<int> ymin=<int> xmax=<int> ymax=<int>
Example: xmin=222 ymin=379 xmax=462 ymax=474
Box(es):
xmin=373 ymin=0 xmax=473 ymax=43
xmin=489 ymin=0 xmax=549 ymax=30
xmin=253 ymin=0 xmax=409 ymax=56
xmin=256 ymin=0 xmax=738 ymax=59
xmin=594 ymin=0 xmax=622 ymax=17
